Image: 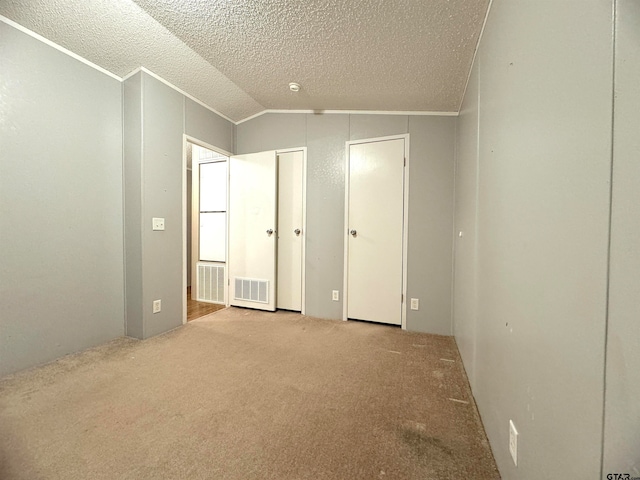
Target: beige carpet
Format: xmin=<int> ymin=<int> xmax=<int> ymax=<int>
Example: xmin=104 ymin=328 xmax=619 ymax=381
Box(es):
xmin=0 ymin=308 xmax=499 ymax=479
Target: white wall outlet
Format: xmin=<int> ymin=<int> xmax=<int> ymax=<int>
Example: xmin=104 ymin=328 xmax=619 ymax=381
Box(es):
xmin=152 ymin=299 xmax=162 ymax=314
xmin=152 ymin=217 xmax=165 ymax=231
xmin=509 ymin=420 xmax=518 ymax=466
xmin=410 ymin=298 xmax=419 ymax=310
xmin=332 ymin=290 xmax=339 ymax=301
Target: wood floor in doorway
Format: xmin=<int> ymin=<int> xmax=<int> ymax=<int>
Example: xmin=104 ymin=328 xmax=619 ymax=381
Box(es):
xmin=186 ymin=286 xmax=225 ymax=321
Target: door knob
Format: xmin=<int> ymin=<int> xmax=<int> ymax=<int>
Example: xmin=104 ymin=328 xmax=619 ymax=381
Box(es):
xmin=350 ymin=229 xmax=357 ymax=237
xmin=266 ymin=229 xmax=274 ymax=236
xmin=294 ymin=229 xmax=301 ymax=236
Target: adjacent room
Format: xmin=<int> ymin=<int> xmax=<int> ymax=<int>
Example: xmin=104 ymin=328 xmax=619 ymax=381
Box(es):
xmin=0 ymin=1 xmax=638 ymax=479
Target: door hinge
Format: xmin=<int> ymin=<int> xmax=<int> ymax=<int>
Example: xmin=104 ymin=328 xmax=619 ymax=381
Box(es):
xmin=401 ymin=293 xmax=404 ymax=303
xmin=404 ymin=157 xmax=406 ymax=167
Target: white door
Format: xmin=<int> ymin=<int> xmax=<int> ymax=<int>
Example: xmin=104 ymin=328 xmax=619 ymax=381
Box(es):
xmin=277 ymin=151 xmax=304 ymax=311
xmin=346 ymin=138 xmax=405 ymax=325
xmin=228 ymin=151 xmax=278 ymax=311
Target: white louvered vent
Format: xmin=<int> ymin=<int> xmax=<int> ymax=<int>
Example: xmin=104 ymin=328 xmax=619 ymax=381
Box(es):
xmin=234 ymin=278 xmax=269 ymax=304
xmin=197 ymin=262 xmax=225 ymax=304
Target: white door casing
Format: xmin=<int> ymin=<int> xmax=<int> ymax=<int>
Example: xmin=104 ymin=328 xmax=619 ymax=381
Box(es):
xmin=183 ymin=136 xmax=233 ymax=324
xmin=277 ymin=150 xmax=304 ymax=311
xmin=228 ymin=151 xmax=278 ymax=311
xmin=344 ymin=136 xmax=408 ymax=326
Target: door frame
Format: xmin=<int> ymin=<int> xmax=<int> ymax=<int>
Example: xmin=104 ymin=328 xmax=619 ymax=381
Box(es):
xmin=342 ymin=134 xmax=410 ymax=330
xmin=275 ymin=147 xmax=307 ymax=315
xmin=182 ymin=135 xmax=232 ymax=325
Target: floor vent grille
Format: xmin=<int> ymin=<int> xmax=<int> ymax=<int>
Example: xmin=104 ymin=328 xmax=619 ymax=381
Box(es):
xmin=234 ymin=278 xmax=269 ymax=303
xmin=197 ymin=262 xmax=225 ymax=304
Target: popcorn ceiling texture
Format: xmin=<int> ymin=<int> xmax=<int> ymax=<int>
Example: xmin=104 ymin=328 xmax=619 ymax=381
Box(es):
xmin=1 ymin=0 xmax=490 ymax=121
xmin=130 ymin=0 xmax=490 ymax=113
xmin=0 ymin=0 xmax=262 ymax=121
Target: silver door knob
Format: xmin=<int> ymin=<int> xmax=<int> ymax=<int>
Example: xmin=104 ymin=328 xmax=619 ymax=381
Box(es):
xmin=294 ymin=229 xmax=301 ymax=236
xmin=350 ymin=229 xmax=357 ymax=237
xmin=266 ymin=229 xmax=274 ymax=236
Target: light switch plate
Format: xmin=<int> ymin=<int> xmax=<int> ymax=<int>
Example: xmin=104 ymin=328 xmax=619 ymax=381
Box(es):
xmin=152 ymin=217 xmax=165 ymax=231
xmin=509 ymin=420 xmax=518 ymax=466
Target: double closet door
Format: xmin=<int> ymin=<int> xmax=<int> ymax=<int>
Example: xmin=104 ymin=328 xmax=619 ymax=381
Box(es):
xmin=228 ymin=150 xmax=304 ymax=312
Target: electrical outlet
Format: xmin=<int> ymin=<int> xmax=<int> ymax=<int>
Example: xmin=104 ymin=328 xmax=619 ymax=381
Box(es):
xmin=410 ymin=298 xmax=419 ymax=310
xmin=332 ymin=290 xmax=339 ymax=301
xmin=153 ymin=299 xmax=162 ymax=314
xmin=509 ymin=420 xmax=518 ymax=466
xmin=152 ymin=217 xmax=165 ymax=231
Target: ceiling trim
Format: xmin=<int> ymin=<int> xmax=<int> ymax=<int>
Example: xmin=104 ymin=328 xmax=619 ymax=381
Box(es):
xmin=236 ymin=109 xmax=459 ymax=125
xmin=458 ymin=0 xmax=494 ymax=112
xmin=121 ymin=67 xmax=144 ymax=82
xmin=125 ymin=67 xmax=238 ymax=124
xmin=0 ymin=15 xmax=122 ymax=81
xmin=1 ymin=17 xmax=240 ymax=125
xmin=3 ymin=15 xmax=463 ymax=127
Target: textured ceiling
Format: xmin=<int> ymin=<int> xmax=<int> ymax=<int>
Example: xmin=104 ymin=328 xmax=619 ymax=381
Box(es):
xmin=0 ymin=0 xmax=262 ymax=121
xmin=1 ymin=0 xmax=490 ymax=122
xmin=130 ymin=0 xmax=490 ymax=114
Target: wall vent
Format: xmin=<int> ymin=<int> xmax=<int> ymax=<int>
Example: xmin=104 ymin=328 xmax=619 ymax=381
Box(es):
xmin=234 ymin=278 xmax=269 ymax=303
xmin=197 ymin=262 xmax=225 ymax=304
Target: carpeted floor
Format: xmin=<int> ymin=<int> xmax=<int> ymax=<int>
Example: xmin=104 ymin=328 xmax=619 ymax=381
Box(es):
xmin=0 ymin=308 xmax=499 ymax=479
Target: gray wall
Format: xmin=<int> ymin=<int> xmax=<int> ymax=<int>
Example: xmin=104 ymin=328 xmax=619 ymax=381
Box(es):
xmin=123 ymin=72 xmax=144 ymax=339
xmin=0 ymin=22 xmax=124 ymax=376
xmin=185 ymin=99 xmax=233 ymax=154
xmin=305 ymin=114 xmax=350 ymax=321
xmin=123 ymin=71 xmax=234 ymax=339
xmin=452 ymin=61 xmax=479 ymax=389
xmin=407 ymin=117 xmax=456 ymax=335
xmin=141 ymin=74 xmax=185 ymax=338
xmin=236 ymin=113 xmax=456 ymax=334
xmin=603 ymin=0 xmax=640 ymax=474
xmin=453 ymin=1 xmax=614 ymax=478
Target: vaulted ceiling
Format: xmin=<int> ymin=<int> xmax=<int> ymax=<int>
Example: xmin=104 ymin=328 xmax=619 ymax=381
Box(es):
xmin=0 ymin=0 xmax=490 ymax=122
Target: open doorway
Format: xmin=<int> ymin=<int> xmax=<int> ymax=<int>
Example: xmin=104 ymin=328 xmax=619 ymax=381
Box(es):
xmin=184 ymin=137 xmax=230 ymax=322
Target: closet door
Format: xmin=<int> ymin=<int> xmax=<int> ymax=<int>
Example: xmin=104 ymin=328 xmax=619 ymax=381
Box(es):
xmin=228 ymin=151 xmax=277 ymax=311
xmin=346 ymin=138 xmax=405 ymax=325
xmin=277 ymin=151 xmax=304 ymax=311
